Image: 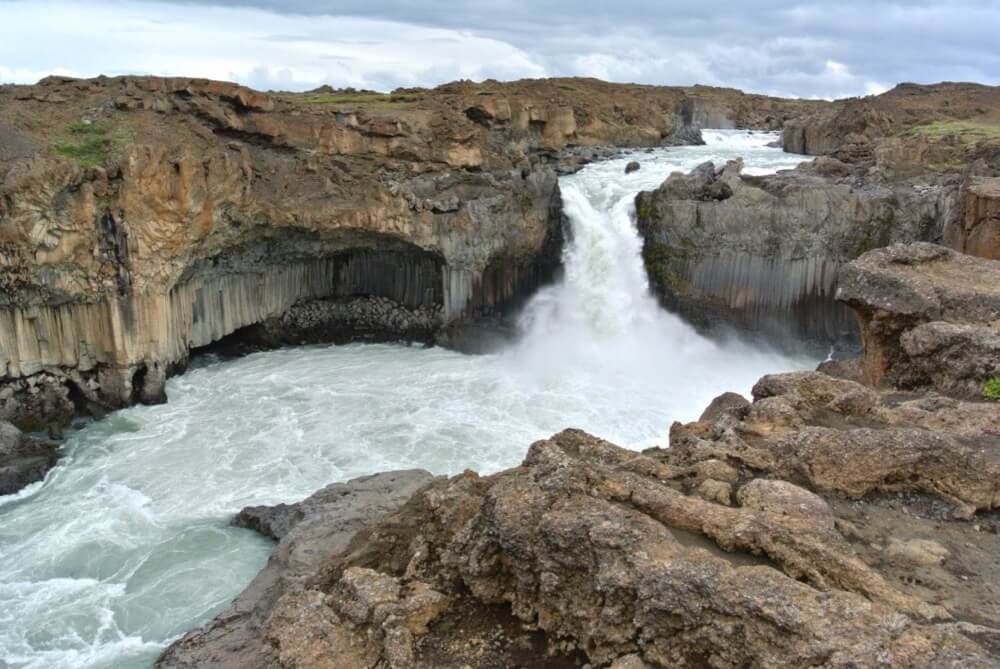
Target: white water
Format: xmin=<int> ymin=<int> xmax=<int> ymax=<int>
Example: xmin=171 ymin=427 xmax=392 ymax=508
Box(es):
xmin=0 ymin=130 xmax=809 ymax=668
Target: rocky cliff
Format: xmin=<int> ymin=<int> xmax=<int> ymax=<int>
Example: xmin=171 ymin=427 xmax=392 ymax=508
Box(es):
xmin=634 ymin=82 xmax=1000 ymax=354
xmin=0 ymin=76 xmax=820 ymax=430
xmin=635 ymin=157 xmax=961 ymax=354
xmin=946 ymin=176 xmax=1000 ymax=260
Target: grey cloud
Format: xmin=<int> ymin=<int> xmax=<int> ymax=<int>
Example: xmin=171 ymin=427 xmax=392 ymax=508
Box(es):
xmin=156 ymin=0 xmax=1000 ymax=97
xmin=5 ymin=0 xmax=999 ymax=97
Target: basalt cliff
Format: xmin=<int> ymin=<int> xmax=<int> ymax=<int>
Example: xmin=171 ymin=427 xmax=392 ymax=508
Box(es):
xmin=636 ymin=82 xmax=1000 ymax=354
xmin=160 ymin=244 xmax=1000 ymax=669
xmin=0 ymin=76 xmax=820 ymax=432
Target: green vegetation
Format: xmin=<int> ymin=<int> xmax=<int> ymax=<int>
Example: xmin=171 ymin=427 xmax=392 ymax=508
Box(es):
xmin=984 ymin=377 xmax=1000 ymax=402
xmin=52 ymin=121 xmax=131 ymax=168
xmin=899 ymin=120 xmax=1000 ymax=145
xmin=299 ymin=92 xmax=420 ymax=106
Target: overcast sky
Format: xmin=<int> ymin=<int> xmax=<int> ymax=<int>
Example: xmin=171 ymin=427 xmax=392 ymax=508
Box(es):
xmin=1 ymin=0 xmax=998 ymax=99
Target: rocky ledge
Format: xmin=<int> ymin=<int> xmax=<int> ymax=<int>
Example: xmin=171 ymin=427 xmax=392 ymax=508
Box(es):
xmin=838 ymin=242 xmax=1000 ymax=399
xmin=160 ymin=375 xmax=1000 ymax=668
xmin=159 ymin=242 xmax=1000 ymax=668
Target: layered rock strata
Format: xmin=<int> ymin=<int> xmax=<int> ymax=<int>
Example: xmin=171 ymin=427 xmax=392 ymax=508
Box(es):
xmin=160 ymin=369 xmax=1000 ymax=668
xmin=635 ymin=158 xmax=961 ymax=354
xmin=0 ymin=76 xmax=820 ymax=429
xmin=837 ymin=242 xmax=1000 ymax=398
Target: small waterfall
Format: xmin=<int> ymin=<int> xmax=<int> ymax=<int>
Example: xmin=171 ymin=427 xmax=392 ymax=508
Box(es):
xmin=509 ymin=129 xmax=810 ymax=388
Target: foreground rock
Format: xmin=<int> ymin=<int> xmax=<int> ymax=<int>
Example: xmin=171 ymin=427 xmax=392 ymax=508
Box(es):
xmin=160 ymin=368 xmax=1000 ymax=668
xmin=0 ymin=420 xmax=60 ymax=495
xmin=837 ymin=242 xmax=1000 ymax=398
xmin=158 ymin=470 xmax=434 ymax=668
xmin=635 ymin=158 xmax=961 ymax=354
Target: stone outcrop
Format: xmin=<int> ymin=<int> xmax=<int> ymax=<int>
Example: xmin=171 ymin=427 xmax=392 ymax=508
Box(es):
xmin=634 ymin=158 xmax=960 ymax=354
xmin=0 ymin=420 xmax=60 ymax=495
xmin=837 ymin=242 xmax=1000 ymax=398
xmin=157 ymin=469 xmax=435 ymax=668
xmin=0 ymin=75 xmax=820 ymax=430
xmin=159 ymin=369 xmax=1000 ymax=668
xmin=945 ymin=176 xmax=1000 ymax=259
xmin=781 ymin=82 xmax=1000 ymax=173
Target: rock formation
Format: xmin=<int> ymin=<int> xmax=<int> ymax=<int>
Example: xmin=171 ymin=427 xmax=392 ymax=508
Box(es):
xmin=0 ymin=420 xmax=60 ymax=495
xmin=160 ymin=371 xmax=1000 ymax=668
xmin=634 ymin=158 xmax=961 ymax=354
xmin=781 ymin=82 xmax=1000 ymax=173
xmin=946 ymin=176 xmax=1000 ymax=259
xmin=157 ymin=235 xmax=1000 ymax=667
xmin=158 ymin=470 xmax=435 ymax=668
xmin=837 ymin=242 xmax=1000 ymax=398
xmin=0 ymin=76 xmax=819 ymax=430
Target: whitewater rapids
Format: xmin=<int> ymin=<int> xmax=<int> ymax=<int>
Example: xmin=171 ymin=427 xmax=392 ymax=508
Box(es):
xmin=0 ymin=130 xmax=809 ymax=668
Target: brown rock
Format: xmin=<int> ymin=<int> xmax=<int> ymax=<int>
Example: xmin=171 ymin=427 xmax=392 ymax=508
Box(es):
xmin=945 ymin=177 xmax=1000 ymax=260
xmin=836 ymin=242 xmax=1000 ymax=397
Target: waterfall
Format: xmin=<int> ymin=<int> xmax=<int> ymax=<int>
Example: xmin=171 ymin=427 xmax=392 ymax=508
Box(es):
xmin=508 ymin=129 xmax=810 ymax=392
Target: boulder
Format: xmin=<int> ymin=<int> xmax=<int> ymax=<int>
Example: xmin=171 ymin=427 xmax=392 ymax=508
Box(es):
xmin=0 ymin=420 xmax=60 ymax=495
xmin=836 ymin=242 xmax=1000 ymax=397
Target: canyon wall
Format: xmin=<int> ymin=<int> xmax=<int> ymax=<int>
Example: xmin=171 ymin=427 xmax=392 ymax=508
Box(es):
xmin=0 ymin=76 xmax=818 ymax=429
xmin=635 ymin=158 xmax=962 ymax=355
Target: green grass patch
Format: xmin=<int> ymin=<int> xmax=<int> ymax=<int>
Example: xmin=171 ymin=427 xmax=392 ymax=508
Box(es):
xmin=299 ymin=92 xmax=418 ymax=106
xmin=899 ymin=120 xmax=1000 ymax=145
xmin=52 ymin=121 xmax=131 ymax=168
xmin=984 ymin=377 xmax=1000 ymax=402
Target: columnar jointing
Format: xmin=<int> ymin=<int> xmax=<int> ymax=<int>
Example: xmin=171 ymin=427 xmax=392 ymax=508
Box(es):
xmin=0 ymin=246 xmax=448 ymax=425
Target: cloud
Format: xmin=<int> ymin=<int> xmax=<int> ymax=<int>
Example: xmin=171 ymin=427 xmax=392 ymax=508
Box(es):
xmin=0 ymin=0 xmax=997 ymax=98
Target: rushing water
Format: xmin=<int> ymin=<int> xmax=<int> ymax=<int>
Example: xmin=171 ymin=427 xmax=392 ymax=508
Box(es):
xmin=0 ymin=130 xmax=809 ymax=668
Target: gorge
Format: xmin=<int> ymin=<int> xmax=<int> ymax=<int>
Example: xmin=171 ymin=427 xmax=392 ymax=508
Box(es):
xmin=1 ymin=130 xmax=815 ymax=669
xmin=0 ymin=74 xmax=999 ymax=669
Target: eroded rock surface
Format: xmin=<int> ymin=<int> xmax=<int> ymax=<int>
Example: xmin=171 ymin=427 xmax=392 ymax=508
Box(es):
xmin=0 ymin=420 xmax=60 ymax=495
xmin=635 ymin=158 xmax=960 ymax=354
xmin=159 ymin=369 xmax=1000 ymax=668
xmin=837 ymin=242 xmax=1000 ymax=397
xmin=158 ymin=469 xmax=434 ymax=668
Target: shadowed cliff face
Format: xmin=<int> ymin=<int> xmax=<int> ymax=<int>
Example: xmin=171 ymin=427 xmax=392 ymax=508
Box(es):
xmin=635 ymin=158 xmax=963 ymax=356
xmin=0 ymin=75 xmax=823 ymax=429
